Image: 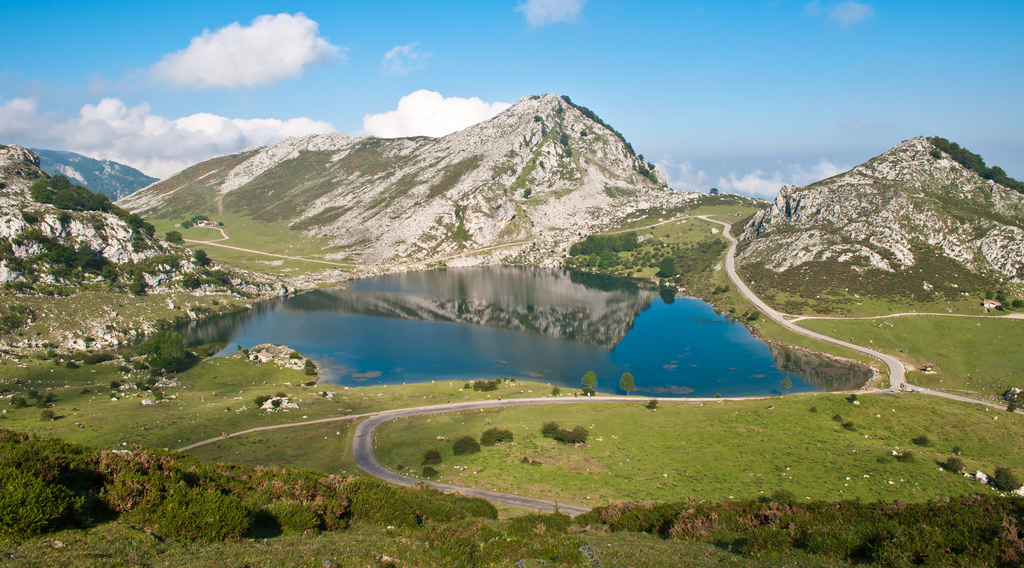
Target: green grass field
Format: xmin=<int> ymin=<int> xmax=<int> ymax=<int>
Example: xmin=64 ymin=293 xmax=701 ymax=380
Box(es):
xmin=152 ymin=213 xmax=357 ymax=277
xmin=798 ymin=314 xmax=1024 ymax=400
xmin=374 ymin=393 xmax=1024 ymax=508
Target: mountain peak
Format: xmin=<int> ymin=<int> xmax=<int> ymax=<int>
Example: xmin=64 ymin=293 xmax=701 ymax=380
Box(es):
xmin=736 ymin=136 xmax=1024 ymax=304
xmin=122 ymin=95 xmax=694 ymax=266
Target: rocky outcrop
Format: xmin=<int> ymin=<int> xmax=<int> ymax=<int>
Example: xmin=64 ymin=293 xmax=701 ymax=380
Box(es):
xmin=121 ymin=94 xmax=698 ymax=268
xmin=737 ymin=137 xmax=1024 ymax=281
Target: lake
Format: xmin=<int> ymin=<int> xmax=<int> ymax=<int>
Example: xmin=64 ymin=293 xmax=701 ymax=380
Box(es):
xmin=179 ymin=267 xmax=869 ymax=397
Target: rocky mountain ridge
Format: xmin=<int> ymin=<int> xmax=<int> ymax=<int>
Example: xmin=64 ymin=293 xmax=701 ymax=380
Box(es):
xmin=32 ymin=148 xmax=158 ymax=201
xmin=120 ymin=94 xmax=698 ymax=267
xmin=0 ymin=145 xmax=287 ymax=350
xmin=736 ymin=137 xmax=1024 ymax=302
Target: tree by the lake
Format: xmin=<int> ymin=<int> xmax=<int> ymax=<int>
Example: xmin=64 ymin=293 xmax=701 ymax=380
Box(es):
xmin=781 ymin=377 xmax=792 ymax=395
xmin=657 ymin=256 xmax=676 ymax=278
xmin=582 ymin=371 xmax=597 ymax=391
xmin=137 ymin=330 xmax=191 ymax=373
xmin=620 ymin=372 xmax=635 ymax=396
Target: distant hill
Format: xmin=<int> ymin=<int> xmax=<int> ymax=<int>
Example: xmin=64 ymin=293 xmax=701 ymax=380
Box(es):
xmin=32 ymin=148 xmax=158 ymax=201
xmin=120 ymin=94 xmax=698 ymax=267
xmin=736 ymin=136 xmax=1024 ymax=312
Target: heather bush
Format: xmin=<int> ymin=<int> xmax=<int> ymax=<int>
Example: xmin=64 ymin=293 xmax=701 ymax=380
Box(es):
xmin=452 ymin=435 xmax=481 ymax=456
xmin=480 ymin=427 xmax=513 ymax=446
xmin=0 ymin=466 xmax=80 ymax=537
xmin=422 ymin=448 xmax=442 ymax=465
xmin=155 ymin=486 xmax=250 ymax=542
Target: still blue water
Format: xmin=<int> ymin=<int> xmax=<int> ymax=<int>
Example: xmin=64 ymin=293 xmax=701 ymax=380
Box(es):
xmin=181 ymin=267 xmax=867 ymax=397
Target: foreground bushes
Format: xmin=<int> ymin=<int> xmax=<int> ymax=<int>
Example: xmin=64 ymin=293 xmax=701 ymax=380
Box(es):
xmin=0 ymin=429 xmax=496 ymax=541
xmin=580 ymin=495 xmax=1024 ymax=565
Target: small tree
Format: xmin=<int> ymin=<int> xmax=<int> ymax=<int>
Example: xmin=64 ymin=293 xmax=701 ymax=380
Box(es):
xmin=992 ymin=467 xmax=1021 ymax=491
xmin=137 ymin=330 xmax=191 ymax=373
xmin=781 ymin=377 xmax=792 ymax=395
xmin=452 ymin=436 xmax=481 ymax=456
xmin=657 ymin=256 xmax=676 ymax=278
xmin=194 ymin=249 xmax=211 ymax=267
xmin=620 ymin=372 xmax=636 ymax=396
xmin=550 ymin=386 xmax=561 ymax=396
xmin=582 ymin=371 xmax=597 ymax=391
xmin=645 ymin=399 xmax=658 ymax=410
xmin=422 ymin=449 xmax=442 ymax=465
xmin=304 ymin=358 xmax=317 ymax=376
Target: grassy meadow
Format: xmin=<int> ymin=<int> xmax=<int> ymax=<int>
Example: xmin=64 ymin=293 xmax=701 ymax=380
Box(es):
xmin=798 ymin=314 xmax=1024 ymax=400
xmin=375 ymin=393 xmax=1024 ymax=508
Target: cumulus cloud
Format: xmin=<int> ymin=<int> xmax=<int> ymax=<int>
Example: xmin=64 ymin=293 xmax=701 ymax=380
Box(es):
xmin=362 ymin=90 xmax=511 ymax=138
xmin=716 ymin=159 xmax=848 ymax=199
xmin=0 ymin=96 xmax=47 ymax=142
xmin=0 ymin=96 xmax=334 ymax=178
xmin=516 ymin=0 xmax=587 ymax=27
xmin=151 ymin=13 xmax=342 ymax=89
xmin=382 ymin=43 xmax=431 ymax=77
xmin=656 ymin=157 xmax=710 ymax=193
xmin=804 ymin=1 xmax=875 ymax=27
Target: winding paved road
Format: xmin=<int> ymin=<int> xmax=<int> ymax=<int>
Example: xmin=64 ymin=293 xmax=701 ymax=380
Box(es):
xmin=700 ymin=215 xmax=1022 ymax=412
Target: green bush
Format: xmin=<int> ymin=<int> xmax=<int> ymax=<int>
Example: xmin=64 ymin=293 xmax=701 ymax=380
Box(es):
xmin=264 ymin=501 xmax=319 ymax=534
xmin=992 ymin=467 xmax=1021 ymax=491
xmin=911 ymin=435 xmax=931 ymax=447
xmin=422 ymin=449 xmax=442 ymax=465
xmin=343 ymin=477 xmax=418 ymax=528
xmin=472 ymin=379 xmax=500 ymax=391
xmin=156 ymin=486 xmax=250 ymax=541
xmin=645 ymin=399 xmax=658 ymax=410
xmin=943 ymin=456 xmax=965 ymax=474
xmin=0 ymin=466 xmax=80 ymax=537
xmin=740 ymin=526 xmax=791 ymax=557
xmin=422 ymin=466 xmax=439 ymax=478
xmin=480 ymin=427 xmax=513 ymax=446
xmin=452 ymin=435 xmax=481 ymax=456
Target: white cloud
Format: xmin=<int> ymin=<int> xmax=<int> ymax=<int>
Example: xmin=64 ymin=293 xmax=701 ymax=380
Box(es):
xmin=656 ymin=157 xmax=709 ymax=193
xmin=0 ymin=97 xmax=334 ymax=178
xmin=151 ymin=13 xmax=342 ymax=89
xmin=804 ymin=1 xmax=875 ymax=28
xmin=362 ymin=90 xmax=511 ymax=138
xmin=0 ymin=96 xmax=45 ymax=142
xmin=516 ymin=0 xmax=587 ymax=27
xmin=716 ymin=159 xmax=848 ymax=199
xmin=382 ymin=43 xmax=431 ymax=77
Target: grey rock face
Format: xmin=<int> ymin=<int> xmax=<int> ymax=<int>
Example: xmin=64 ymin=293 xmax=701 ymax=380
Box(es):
xmin=737 ymin=137 xmax=1024 ymax=281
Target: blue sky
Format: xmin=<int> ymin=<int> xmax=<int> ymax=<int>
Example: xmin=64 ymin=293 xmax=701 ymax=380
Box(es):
xmin=1 ymin=0 xmax=1021 ymax=198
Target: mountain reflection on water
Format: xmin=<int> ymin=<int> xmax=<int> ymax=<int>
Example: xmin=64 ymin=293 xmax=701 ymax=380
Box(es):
xmin=178 ymin=267 xmax=869 ymax=397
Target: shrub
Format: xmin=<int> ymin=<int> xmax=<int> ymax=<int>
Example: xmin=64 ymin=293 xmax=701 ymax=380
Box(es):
xmin=452 ymin=436 xmax=481 ymax=456
xmin=832 ymin=413 xmax=843 ymax=422
xmin=809 ymin=406 xmax=818 ymax=413
xmin=65 ymin=361 xmax=79 ymax=369
xmin=343 ymin=477 xmax=418 ymax=528
xmin=264 ymin=501 xmax=319 ymax=534
xmin=472 ymin=379 xmax=500 ymax=391
xmin=896 ymin=451 xmax=916 ymax=463
xmin=552 ymin=426 xmax=588 ymax=445
xmin=0 ymin=466 xmax=80 ymax=537
xmin=740 ymin=526 xmax=791 ymax=557
xmin=842 ymin=421 xmax=857 ymax=431
xmin=992 ymin=467 xmax=1021 ymax=491
xmin=303 ymin=358 xmax=317 ymax=376
xmin=480 ymin=427 xmax=513 ymax=446
xmin=422 ymin=449 xmax=442 ymax=465
xmin=156 ymin=486 xmax=250 ymax=541
xmin=40 ymin=409 xmax=55 ymax=421
xmin=911 ymin=435 xmax=931 ymax=447
xmin=254 ymin=395 xmax=270 ymax=408
xmin=541 ymin=421 xmax=560 ymax=437
xmin=943 ymin=456 xmax=965 ymax=474
xmin=10 ymin=396 xmax=28 ymax=409
xmin=422 ymin=466 xmax=439 ymax=478
xmin=551 ymin=386 xmax=561 ymax=396
xmin=581 ymin=387 xmax=596 ymax=396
